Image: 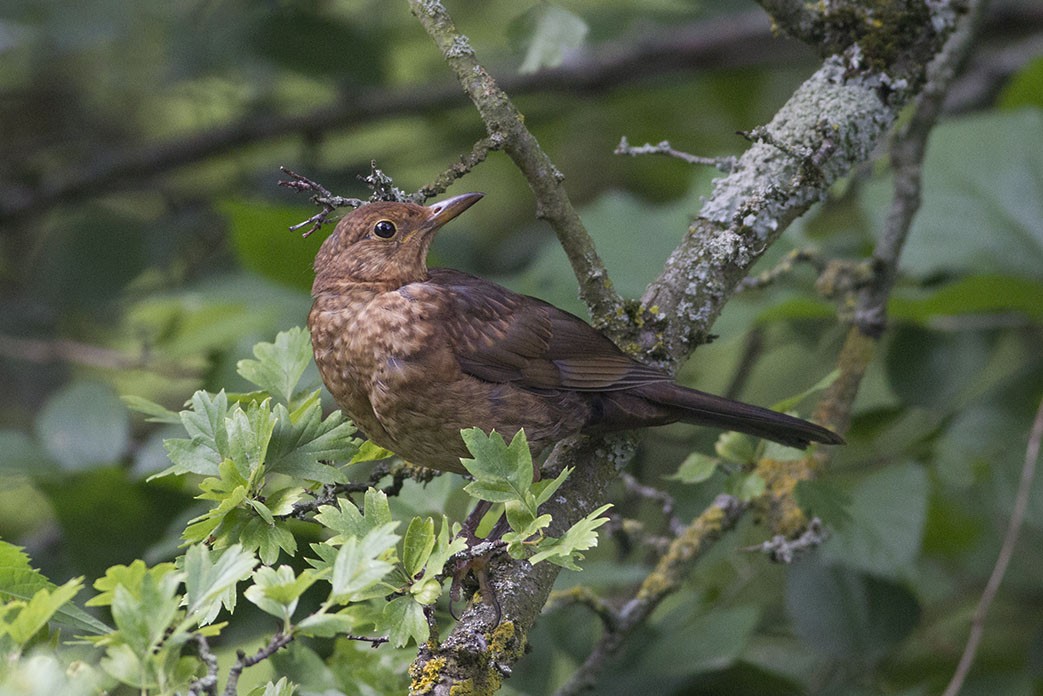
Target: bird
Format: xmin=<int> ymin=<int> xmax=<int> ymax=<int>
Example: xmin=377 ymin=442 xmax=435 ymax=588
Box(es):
xmin=307 ymin=192 xmax=843 ymax=475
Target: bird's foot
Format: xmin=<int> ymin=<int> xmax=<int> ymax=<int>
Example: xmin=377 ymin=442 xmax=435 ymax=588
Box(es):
xmin=448 ymin=502 xmax=509 ymax=623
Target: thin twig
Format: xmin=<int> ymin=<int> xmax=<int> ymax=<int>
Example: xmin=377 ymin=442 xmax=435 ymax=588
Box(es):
xmin=941 ymin=395 xmax=1043 ymax=696
xmin=223 ymin=632 xmax=293 ymax=696
xmin=278 ymin=167 xmax=364 ymax=238
xmin=734 ymin=248 xmax=824 ymax=292
xmin=188 ymin=634 xmax=219 ymax=696
xmin=411 ymin=135 xmax=506 ymax=203
xmin=614 ymin=136 xmax=735 ymax=171
xmin=742 ymin=517 xmax=828 ymax=563
xmin=619 ymin=472 xmax=686 ymax=537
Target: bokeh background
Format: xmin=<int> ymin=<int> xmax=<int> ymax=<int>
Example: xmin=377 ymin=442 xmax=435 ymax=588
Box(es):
xmin=2 ymin=1 xmax=1043 ymax=693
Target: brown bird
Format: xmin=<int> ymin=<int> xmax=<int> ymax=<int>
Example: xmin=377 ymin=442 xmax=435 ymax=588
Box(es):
xmin=308 ymin=192 xmax=843 ymax=474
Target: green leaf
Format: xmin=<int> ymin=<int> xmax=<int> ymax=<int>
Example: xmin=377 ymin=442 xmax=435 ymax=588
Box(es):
xmin=109 ymin=570 xmax=182 ymax=654
xmin=794 ymin=479 xmax=853 ymax=529
xmin=715 ymin=431 xmax=757 ymax=464
xmin=890 ymin=274 xmax=1043 ymax=324
xmin=861 ymin=109 xmax=1043 ymax=280
xmin=329 ymin=524 xmax=399 ymax=602
xmin=423 ymin=517 xmax=467 ymax=580
xmin=531 ymin=466 xmax=571 ymax=508
xmin=460 ymin=428 xmax=534 ymax=503
xmin=517 ymin=4 xmax=588 ymax=74
xmin=528 ymin=504 xmax=611 ymax=569
xmin=226 ymin=400 xmax=277 ymax=482
xmin=382 ymin=595 xmax=428 ymax=648
xmin=402 ymin=517 xmax=436 ymax=579
xmin=236 ymin=327 xmax=313 ymax=404
xmin=4 ymin=578 xmax=84 ymax=645
xmin=0 ymin=540 xmax=110 ymax=635
xmin=154 ymin=390 xmax=230 ymax=478
xmin=266 ymin=398 xmax=357 ymax=484
xmin=316 ymin=490 xmax=394 ymax=543
xmin=667 ymin=452 xmax=720 ymax=484
xmin=786 ymin=555 xmax=920 ymax=659
xmin=35 ymin=380 xmax=130 ymax=471
xmin=240 ymin=515 xmax=298 ymax=565
xmin=821 ymin=462 xmax=928 ymax=577
xmin=771 ymin=369 xmax=840 ymax=413
xmin=244 ymin=566 xmax=316 ymax=621
xmin=89 ymin=560 xmax=178 ymax=607
xmin=732 ymin=472 xmax=766 ymax=502
xmin=122 ymin=395 xmax=182 ymax=424
xmin=247 ymin=676 xmax=299 ymax=696
xmin=183 ymin=544 xmax=256 ymax=625
xmin=296 ymin=611 xmax=359 ymax=638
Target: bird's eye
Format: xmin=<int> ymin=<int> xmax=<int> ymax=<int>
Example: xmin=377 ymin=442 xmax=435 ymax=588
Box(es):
xmin=373 ymin=220 xmax=397 ymax=239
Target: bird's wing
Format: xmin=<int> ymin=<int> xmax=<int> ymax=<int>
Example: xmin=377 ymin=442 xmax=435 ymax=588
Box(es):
xmin=427 ymin=269 xmax=671 ymax=392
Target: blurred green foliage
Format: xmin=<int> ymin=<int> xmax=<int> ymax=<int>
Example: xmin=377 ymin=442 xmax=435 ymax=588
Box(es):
xmin=0 ymin=0 xmax=1042 ymax=694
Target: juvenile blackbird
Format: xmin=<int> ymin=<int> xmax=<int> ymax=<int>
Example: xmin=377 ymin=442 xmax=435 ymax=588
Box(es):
xmin=308 ymin=192 xmax=843 ymax=473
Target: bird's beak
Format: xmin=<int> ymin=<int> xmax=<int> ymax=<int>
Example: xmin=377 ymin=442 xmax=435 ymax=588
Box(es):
xmin=425 ymin=192 xmax=484 ymax=228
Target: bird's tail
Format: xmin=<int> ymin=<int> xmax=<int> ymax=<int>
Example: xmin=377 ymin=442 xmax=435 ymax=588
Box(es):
xmin=628 ymin=382 xmax=844 ymax=449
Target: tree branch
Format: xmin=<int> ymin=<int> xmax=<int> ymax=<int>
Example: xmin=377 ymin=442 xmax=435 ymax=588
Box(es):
xmin=407 ymin=0 xmax=622 ymax=325
xmin=408 ymin=2 xmax=965 ymax=692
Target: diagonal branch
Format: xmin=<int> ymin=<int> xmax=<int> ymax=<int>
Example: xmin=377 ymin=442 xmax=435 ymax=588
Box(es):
xmin=407 ymin=0 xmax=622 ymax=325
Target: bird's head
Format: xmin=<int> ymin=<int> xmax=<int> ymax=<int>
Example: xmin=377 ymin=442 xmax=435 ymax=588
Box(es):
xmin=312 ymin=192 xmax=483 ymax=290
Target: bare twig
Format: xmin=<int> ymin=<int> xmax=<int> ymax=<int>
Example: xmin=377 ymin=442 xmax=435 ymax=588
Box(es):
xmin=941 ymin=395 xmax=1043 ymax=696
xmin=743 ymin=517 xmax=828 ymax=563
xmin=411 ymin=135 xmax=506 ymax=203
xmin=734 ymin=248 xmax=824 ymax=292
xmin=619 ymin=472 xmax=686 ymax=537
xmin=223 ymin=632 xmax=293 ymax=696
xmin=188 ymin=634 xmax=219 ymax=696
xmin=614 ymin=136 xmax=735 ymax=171
xmin=278 ymin=167 xmax=364 ymax=238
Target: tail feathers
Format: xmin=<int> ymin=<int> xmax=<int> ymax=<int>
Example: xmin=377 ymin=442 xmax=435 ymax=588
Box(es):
xmin=628 ymin=383 xmax=844 ymax=449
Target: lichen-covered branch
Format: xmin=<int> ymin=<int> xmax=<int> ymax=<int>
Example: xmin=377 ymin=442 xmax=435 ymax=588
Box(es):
xmin=404 ymin=0 xmax=970 ymax=693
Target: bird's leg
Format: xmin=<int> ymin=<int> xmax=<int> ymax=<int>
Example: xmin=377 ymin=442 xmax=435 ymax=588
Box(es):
xmin=449 ymin=499 xmax=506 ymax=623
xmin=449 ymin=456 xmax=541 ymax=621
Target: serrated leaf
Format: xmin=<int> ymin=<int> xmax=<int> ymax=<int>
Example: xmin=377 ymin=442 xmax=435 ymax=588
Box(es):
xmin=247 ymin=676 xmax=298 ymax=696
xmin=236 ymin=328 xmax=313 ymax=404
xmin=226 ymin=400 xmax=277 ymax=482
xmin=183 ymin=544 xmax=256 ymax=625
xmin=152 ymin=390 xmax=230 ymax=478
xmin=5 ymin=578 xmax=84 ymax=645
xmin=109 ymin=571 xmax=182 ymax=654
xmin=667 ymin=452 xmax=720 ymax=484
xmin=460 ymin=428 xmax=534 ymax=503
xmin=329 ymin=525 xmax=399 ymax=601
xmin=266 ymin=399 xmax=357 ymax=484
xmin=531 ymin=466 xmax=571 ymax=508
xmin=0 ymin=540 xmax=110 ymax=634
xmin=244 ymin=566 xmax=316 ymax=621
xmin=528 ymin=504 xmax=611 ymax=570
xmin=89 ymin=560 xmax=178 ymax=607
xmin=316 ymin=490 xmax=394 ymax=543
xmin=382 ymin=595 xmax=428 ymax=648
xmin=423 ymin=517 xmax=467 ymax=579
